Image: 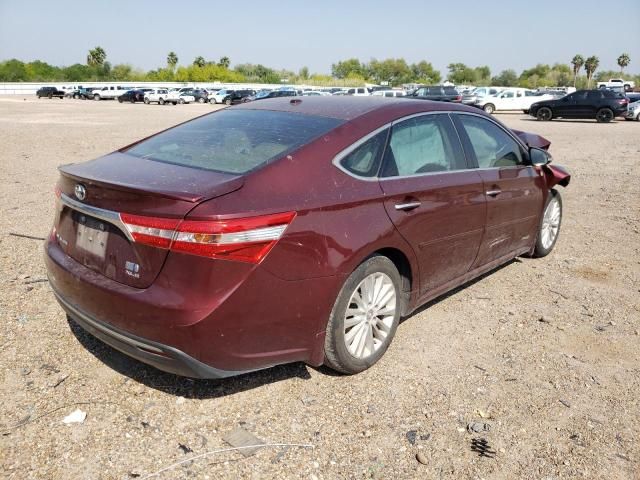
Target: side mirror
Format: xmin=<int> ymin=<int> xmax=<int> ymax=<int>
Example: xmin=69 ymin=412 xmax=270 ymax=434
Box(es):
xmin=529 ymin=147 xmax=551 ymax=166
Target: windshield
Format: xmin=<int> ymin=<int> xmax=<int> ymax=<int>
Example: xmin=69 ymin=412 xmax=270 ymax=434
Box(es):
xmin=125 ymin=109 xmax=343 ymax=174
xmin=256 ymin=91 xmax=271 ymax=99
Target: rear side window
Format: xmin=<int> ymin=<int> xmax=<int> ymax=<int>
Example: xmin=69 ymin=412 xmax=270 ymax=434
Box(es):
xmin=443 ymin=87 xmax=459 ymax=95
xmin=457 ymin=115 xmax=523 ymax=168
xmin=125 ymin=109 xmax=342 ymax=174
xmin=339 ymin=129 xmax=388 ymax=177
xmin=381 ymin=115 xmax=466 ymax=177
xmin=587 ymin=90 xmax=604 ymax=99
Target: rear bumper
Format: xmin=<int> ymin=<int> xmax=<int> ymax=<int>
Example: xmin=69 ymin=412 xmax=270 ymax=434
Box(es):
xmin=53 ymin=287 xmax=249 ymax=379
xmin=45 ymin=235 xmax=339 ymax=374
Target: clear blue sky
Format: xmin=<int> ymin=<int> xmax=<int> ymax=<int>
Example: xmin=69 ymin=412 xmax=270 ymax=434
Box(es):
xmin=1 ymin=0 xmax=638 ymax=76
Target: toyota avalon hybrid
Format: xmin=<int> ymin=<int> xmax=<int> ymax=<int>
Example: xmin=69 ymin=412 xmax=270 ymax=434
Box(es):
xmin=45 ymin=97 xmax=570 ymax=378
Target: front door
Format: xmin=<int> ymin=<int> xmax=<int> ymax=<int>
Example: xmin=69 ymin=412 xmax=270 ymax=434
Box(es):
xmin=378 ymin=113 xmax=486 ymax=293
xmin=452 ymin=113 xmax=543 ymax=266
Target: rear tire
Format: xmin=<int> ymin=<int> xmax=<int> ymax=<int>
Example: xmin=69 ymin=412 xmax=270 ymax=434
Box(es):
xmin=94 ymin=94 xmax=100 ymax=101
xmin=596 ymin=107 xmax=614 ymax=123
xmin=159 ymin=98 xmax=165 ymax=105
xmin=224 ymin=98 xmax=232 ymax=106
xmin=144 ymin=98 xmax=150 ymax=104
xmin=198 ymin=97 xmax=205 ymax=103
xmin=178 ymin=98 xmax=185 ymax=104
xmin=537 ymin=107 xmax=552 ymax=121
xmin=210 ymin=98 xmax=217 ymax=104
xmin=483 ymin=103 xmax=495 ymax=114
xmin=323 ymin=255 xmax=402 ymax=374
xmin=532 ymin=190 xmax=562 ymax=258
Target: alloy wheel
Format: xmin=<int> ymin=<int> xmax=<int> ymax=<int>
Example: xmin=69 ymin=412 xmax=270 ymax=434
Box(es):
xmin=541 ymin=196 xmax=561 ymax=249
xmin=596 ymin=108 xmax=613 ymax=123
xmin=537 ymin=107 xmax=552 ymax=121
xmin=343 ymin=272 xmax=396 ymax=359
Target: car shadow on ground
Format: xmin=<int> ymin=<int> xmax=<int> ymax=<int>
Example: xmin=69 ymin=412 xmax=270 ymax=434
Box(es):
xmin=67 ymin=257 xmax=523 ymax=398
xmin=401 ymin=258 xmax=521 ymax=322
xmin=518 ymin=118 xmax=622 ymax=124
xmin=67 ymin=318 xmax=312 ymax=400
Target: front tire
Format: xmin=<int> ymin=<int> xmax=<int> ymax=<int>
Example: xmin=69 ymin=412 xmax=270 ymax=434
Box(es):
xmin=596 ymin=107 xmax=614 ymax=123
xmin=209 ymin=98 xmax=217 ymax=104
xmin=324 ymin=256 xmax=401 ymax=374
xmin=144 ymin=98 xmax=150 ymax=104
xmin=483 ymin=103 xmax=495 ymax=114
xmin=532 ymin=190 xmax=562 ymax=258
xmin=198 ymin=97 xmax=205 ymax=103
xmin=159 ymin=98 xmax=165 ymax=105
xmin=178 ymin=98 xmax=185 ymax=104
xmin=224 ymin=98 xmax=232 ymax=105
xmin=537 ymin=107 xmax=552 ymax=121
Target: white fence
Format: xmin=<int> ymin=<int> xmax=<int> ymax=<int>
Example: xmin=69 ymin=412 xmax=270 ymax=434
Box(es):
xmin=0 ymin=81 xmax=324 ymax=95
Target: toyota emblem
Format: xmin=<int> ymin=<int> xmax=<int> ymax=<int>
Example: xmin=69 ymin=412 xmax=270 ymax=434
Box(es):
xmin=74 ymin=184 xmax=86 ymax=201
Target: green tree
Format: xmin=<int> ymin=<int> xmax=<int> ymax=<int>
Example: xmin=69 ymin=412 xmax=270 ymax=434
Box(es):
xmin=447 ymin=63 xmax=476 ymax=84
xmin=167 ymin=51 xmax=178 ymax=70
xmin=111 ymin=64 xmax=133 ymax=80
xmin=571 ymin=55 xmax=584 ymax=87
xmin=0 ymin=59 xmax=28 ymax=81
xmin=193 ymin=56 xmax=205 ymax=68
xmin=86 ymin=46 xmax=106 ymax=67
xmin=617 ymin=53 xmax=630 ymax=74
xmin=299 ymin=66 xmax=309 ymax=80
xmin=584 ymin=56 xmax=599 ymax=87
xmin=218 ymin=56 xmax=230 ymax=68
xmin=367 ymin=58 xmax=413 ymax=85
xmin=410 ymin=61 xmax=441 ymax=84
xmin=491 ymin=69 xmax=518 ymax=86
xmin=331 ymin=58 xmax=364 ymax=79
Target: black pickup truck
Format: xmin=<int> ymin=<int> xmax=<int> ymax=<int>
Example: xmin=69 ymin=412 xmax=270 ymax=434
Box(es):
xmin=36 ymin=86 xmax=65 ymax=99
xmin=405 ymin=85 xmax=462 ymax=103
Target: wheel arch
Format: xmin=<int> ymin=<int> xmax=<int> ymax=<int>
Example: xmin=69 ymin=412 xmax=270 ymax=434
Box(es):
xmin=363 ymin=247 xmax=415 ymax=316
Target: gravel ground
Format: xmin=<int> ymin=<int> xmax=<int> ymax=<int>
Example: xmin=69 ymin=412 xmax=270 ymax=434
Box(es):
xmin=1 ymin=96 xmax=639 ymax=480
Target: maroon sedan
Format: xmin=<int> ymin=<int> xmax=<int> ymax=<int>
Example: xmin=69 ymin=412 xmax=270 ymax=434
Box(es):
xmin=45 ymin=97 xmax=570 ymax=378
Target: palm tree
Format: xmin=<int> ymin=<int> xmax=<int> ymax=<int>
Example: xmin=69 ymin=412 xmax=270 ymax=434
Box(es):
xmin=218 ymin=56 xmax=230 ymax=69
xmin=193 ymin=56 xmax=205 ymax=68
xmin=167 ymin=51 xmax=178 ymax=70
xmin=86 ymin=46 xmax=106 ymax=67
xmin=617 ymin=53 xmax=631 ymax=74
xmin=571 ymin=54 xmax=584 ymax=87
xmin=584 ymin=56 xmax=599 ymax=88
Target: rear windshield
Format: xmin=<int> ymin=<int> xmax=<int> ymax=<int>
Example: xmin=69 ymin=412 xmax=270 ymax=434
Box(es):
xmin=125 ymin=109 xmax=343 ymax=174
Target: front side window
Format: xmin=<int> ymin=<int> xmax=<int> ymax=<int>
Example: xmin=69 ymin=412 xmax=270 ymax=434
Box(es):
xmin=126 ymin=109 xmax=342 ymax=174
xmin=381 ymin=115 xmax=466 ymax=177
xmin=339 ymin=129 xmax=388 ymax=177
xmin=457 ymin=115 xmax=523 ymax=168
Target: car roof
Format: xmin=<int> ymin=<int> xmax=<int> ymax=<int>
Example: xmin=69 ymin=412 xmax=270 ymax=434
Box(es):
xmin=233 ymin=96 xmax=477 ymax=121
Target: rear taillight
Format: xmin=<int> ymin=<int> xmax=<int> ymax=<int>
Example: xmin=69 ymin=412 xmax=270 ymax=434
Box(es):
xmin=455 ymin=95 xmax=462 ymax=102
xmin=618 ymin=98 xmax=629 ymax=104
xmin=120 ymin=211 xmax=296 ymax=264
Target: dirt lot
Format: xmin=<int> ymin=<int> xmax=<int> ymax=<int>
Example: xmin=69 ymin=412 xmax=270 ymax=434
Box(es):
xmin=0 ymin=96 xmax=638 ymax=480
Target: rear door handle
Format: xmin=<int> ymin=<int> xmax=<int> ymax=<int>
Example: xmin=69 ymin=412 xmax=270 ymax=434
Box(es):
xmin=394 ymin=201 xmax=421 ymax=211
xmin=486 ymin=189 xmax=502 ymax=197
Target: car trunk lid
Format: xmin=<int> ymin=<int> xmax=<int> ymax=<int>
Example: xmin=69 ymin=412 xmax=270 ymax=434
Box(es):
xmin=53 ymin=152 xmax=243 ymax=288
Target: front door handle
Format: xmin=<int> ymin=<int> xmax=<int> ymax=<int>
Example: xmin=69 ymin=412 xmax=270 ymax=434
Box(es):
xmin=486 ymin=189 xmax=502 ymax=197
xmin=394 ymin=201 xmax=421 ymax=211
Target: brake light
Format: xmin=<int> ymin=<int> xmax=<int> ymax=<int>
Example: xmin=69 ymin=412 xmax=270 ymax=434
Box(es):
xmin=120 ymin=211 xmax=296 ymax=263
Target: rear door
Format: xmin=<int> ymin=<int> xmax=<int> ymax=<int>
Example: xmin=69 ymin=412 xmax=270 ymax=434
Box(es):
xmin=378 ymin=113 xmax=486 ymax=293
xmin=452 ymin=113 xmax=543 ymax=266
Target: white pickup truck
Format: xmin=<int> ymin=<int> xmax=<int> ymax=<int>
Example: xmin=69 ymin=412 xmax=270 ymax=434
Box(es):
xmin=476 ymin=88 xmax=553 ymax=114
xmin=597 ymin=78 xmax=635 ymax=92
xmin=93 ymin=85 xmax=135 ymax=100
